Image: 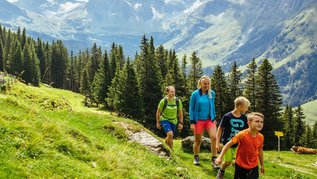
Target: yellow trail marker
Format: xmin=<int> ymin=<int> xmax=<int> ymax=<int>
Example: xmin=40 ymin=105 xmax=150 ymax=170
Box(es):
xmin=275 ymin=131 xmax=284 ymax=152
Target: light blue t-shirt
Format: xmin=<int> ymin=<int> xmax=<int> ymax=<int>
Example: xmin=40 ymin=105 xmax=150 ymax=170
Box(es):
xmin=198 ymin=94 xmax=210 ymax=120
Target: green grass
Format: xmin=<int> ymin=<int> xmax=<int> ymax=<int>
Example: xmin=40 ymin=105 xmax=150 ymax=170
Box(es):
xmin=1 ymin=81 xmax=316 ymax=178
xmin=302 ymin=99 xmax=317 ymax=126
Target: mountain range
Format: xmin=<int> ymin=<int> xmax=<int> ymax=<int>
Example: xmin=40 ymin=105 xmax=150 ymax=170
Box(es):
xmin=1 ymin=0 xmax=317 ymax=106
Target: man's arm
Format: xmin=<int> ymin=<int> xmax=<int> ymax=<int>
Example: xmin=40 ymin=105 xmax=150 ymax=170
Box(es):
xmin=178 ymin=108 xmax=183 ymax=124
xmin=215 ymin=140 xmax=234 ymax=165
xmin=177 ymin=107 xmax=183 ymax=130
xmin=156 ymin=108 xmax=161 ymax=129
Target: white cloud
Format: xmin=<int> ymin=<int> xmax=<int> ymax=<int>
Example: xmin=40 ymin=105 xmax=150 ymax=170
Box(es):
xmin=6 ymin=0 xmax=19 ymax=3
xmin=134 ymin=3 xmax=142 ymax=9
xmin=152 ymin=7 xmax=164 ymax=19
xmin=164 ymin=0 xmax=182 ymax=3
xmin=183 ymin=0 xmax=204 ymax=14
xmin=59 ymin=2 xmax=81 ymax=13
xmin=227 ymin=0 xmax=246 ymax=5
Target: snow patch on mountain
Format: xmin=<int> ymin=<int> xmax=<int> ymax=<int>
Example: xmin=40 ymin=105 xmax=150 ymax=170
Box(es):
xmin=59 ymin=2 xmax=82 ymax=13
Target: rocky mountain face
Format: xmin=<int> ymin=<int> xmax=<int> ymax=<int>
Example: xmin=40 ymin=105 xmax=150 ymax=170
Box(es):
xmin=1 ymin=0 xmax=316 ymax=106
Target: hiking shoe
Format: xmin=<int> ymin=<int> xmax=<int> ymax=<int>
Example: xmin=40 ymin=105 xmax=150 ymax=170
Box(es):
xmin=194 ymin=156 xmax=200 ymax=165
xmin=216 ymin=169 xmax=224 ymax=179
xmin=212 ymin=158 xmax=220 ymax=170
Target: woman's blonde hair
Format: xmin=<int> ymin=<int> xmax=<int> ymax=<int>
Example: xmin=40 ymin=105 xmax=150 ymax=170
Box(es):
xmin=197 ymin=75 xmax=212 ymax=98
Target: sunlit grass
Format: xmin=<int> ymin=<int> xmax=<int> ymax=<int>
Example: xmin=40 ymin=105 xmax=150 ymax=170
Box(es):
xmin=1 ymin=81 xmax=316 ymax=178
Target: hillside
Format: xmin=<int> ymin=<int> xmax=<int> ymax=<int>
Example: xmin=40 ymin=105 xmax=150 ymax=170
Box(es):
xmin=0 ymin=80 xmax=316 ymax=178
xmin=302 ymin=99 xmax=317 ymax=126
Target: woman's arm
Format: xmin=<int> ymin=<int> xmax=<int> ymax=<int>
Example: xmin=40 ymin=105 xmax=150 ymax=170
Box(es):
xmin=189 ymin=92 xmax=196 ymax=123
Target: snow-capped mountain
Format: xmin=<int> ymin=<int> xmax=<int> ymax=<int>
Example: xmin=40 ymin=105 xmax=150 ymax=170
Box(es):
xmin=1 ymin=0 xmax=317 ymax=106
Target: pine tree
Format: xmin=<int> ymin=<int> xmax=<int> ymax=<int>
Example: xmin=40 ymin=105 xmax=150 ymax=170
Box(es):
xmin=118 ymin=59 xmax=142 ymax=118
xmin=36 ymin=38 xmax=46 ymax=82
xmin=155 ymin=45 xmax=168 ymax=84
xmin=91 ymin=50 xmax=110 ymax=106
xmin=181 ymin=54 xmax=188 ymax=83
xmin=102 ymin=50 xmax=111 ymax=107
xmin=165 ymin=50 xmax=177 ymax=86
xmin=188 ymin=51 xmax=203 ymax=91
xmin=16 ymin=27 xmax=21 ymax=42
xmin=21 ymin=28 xmax=26 ymax=51
xmin=42 ymin=42 xmax=51 ymax=84
xmin=303 ymin=125 xmax=313 ymax=147
xmin=179 ymin=54 xmax=191 ymax=137
xmin=0 ymin=25 xmax=3 ymax=45
xmin=4 ymin=29 xmax=12 ymax=71
xmin=227 ymin=61 xmax=243 ymax=110
xmin=165 ymin=50 xmax=187 ymax=98
xmin=283 ymin=105 xmax=294 ymax=149
xmin=294 ymin=105 xmax=305 ymax=145
xmin=0 ymin=40 xmax=3 ymax=71
xmin=244 ymin=58 xmax=257 ymax=112
xmin=88 ymin=43 xmax=101 ymax=83
xmin=69 ymin=51 xmax=76 ymax=92
xmin=211 ymin=65 xmax=230 ymax=121
xmin=80 ymin=67 xmax=90 ymax=105
xmin=116 ymin=45 xmax=125 ymax=69
xmin=30 ymin=42 xmax=41 ymax=86
xmin=106 ymin=67 xmax=122 ymax=112
xmin=137 ymin=35 xmax=162 ymax=128
xmin=50 ymin=40 xmax=68 ymax=88
xmin=109 ymin=43 xmax=117 ymax=80
xmin=22 ymin=42 xmax=40 ymax=86
xmin=312 ymin=122 xmax=317 ymax=148
xmin=0 ymin=26 xmax=6 ymax=48
xmin=85 ymin=43 xmax=102 ymax=101
xmin=10 ymin=40 xmax=23 ymax=76
xmin=79 ymin=49 xmax=90 ymax=95
xmin=22 ymin=42 xmax=33 ymax=84
xmin=255 ymin=59 xmax=283 ymax=149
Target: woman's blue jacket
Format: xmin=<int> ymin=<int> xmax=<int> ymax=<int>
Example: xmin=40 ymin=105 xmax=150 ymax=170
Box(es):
xmin=189 ymin=89 xmax=216 ymax=124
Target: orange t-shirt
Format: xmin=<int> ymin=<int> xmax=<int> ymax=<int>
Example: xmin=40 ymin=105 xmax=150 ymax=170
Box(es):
xmin=231 ymin=129 xmax=264 ymax=169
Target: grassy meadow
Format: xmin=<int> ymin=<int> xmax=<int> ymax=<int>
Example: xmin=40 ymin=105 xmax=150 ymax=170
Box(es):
xmin=302 ymin=100 xmax=317 ymax=126
xmin=0 ymin=81 xmax=316 ymax=178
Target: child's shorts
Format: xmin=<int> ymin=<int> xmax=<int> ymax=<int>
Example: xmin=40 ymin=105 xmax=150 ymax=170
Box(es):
xmin=223 ymin=147 xmax=237 ymax=162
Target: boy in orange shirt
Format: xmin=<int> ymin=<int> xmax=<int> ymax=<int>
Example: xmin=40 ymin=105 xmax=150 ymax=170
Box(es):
xmin=215 ymin=112 xmax=265 ymax=179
